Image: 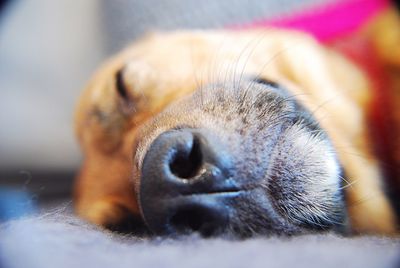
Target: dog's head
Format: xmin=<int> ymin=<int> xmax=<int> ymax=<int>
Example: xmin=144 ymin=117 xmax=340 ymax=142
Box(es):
xmin=74 ymin=30 xmax=377 ymax=237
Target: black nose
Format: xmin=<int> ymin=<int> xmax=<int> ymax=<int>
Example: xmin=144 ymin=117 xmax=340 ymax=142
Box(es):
xmin=139 ymin=128 xmax=239 ymax=237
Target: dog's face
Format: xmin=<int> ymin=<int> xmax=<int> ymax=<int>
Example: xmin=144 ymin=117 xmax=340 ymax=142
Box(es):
xmin=75 ymin=30 xmax=397 ymax=237
xmin=134 ymin=79 xmax=345 ymax=237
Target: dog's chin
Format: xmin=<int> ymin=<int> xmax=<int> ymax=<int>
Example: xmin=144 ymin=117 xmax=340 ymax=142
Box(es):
xmin=134 ymin=80 xmax=348 ymax=238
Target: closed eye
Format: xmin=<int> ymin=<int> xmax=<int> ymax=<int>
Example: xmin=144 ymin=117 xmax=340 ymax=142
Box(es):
xmin=115 ymin=68 xmax=129 ymax=100
xmin=252 ymin=77 xmax=280 ymax=89
xmin=114 ymin=67 xmax=137 ymax=114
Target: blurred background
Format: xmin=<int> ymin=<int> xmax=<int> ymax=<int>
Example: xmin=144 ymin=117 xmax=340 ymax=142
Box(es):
xmin=0 ymin=0 xmax=332 ymax=217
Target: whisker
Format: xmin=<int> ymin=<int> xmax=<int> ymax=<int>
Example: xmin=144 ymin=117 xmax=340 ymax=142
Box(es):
xmin=338 ymin=175 xmax=358 ymax=190
xmin=209 ymin=35 xmax=230 ymax=91
xmin=232 ymin=30 xmax=270 ymax=89
xmin=334 ymin=147 xmax=374 ymax=162
xmin=347 ymin=192 xmax=380 ymax=207
xmin=304 ymin=96 xmax=342 ymax=126
xmin=189 ymin=43 xmax=204 ymax=107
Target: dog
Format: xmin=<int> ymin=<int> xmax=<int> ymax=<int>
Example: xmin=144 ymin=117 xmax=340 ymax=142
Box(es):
xmin=73 ymin=2 xmax=400 ymax=237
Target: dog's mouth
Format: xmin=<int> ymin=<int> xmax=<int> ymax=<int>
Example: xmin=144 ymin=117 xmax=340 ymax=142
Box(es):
xmin=152 ymin=192 xmax=243 ymax=237
xmin=135 ymin=79 xmax=348 ymax=238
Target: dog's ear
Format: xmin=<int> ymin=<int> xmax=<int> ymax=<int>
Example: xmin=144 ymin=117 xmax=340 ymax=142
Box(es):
xmin=366 ymin=7 xmax=400 ymax=213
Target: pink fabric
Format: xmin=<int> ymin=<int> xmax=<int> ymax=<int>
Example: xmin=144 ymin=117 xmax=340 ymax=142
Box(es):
xmin=235 ymin=0 xmax=390 ymax=42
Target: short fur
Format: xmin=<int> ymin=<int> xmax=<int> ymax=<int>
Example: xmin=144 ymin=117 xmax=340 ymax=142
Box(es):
xmin=74 ymin=10 xmax=400 ymax=236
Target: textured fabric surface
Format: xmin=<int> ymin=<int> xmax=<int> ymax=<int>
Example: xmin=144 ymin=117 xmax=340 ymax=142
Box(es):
xmin=1 ymin=213 xmax=399 ymax=268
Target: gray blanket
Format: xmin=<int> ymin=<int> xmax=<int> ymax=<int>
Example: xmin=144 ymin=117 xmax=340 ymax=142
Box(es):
xmin=1 ymin=213 xmax=399 ymax=268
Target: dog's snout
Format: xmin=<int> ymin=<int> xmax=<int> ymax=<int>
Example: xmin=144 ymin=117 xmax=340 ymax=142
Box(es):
xmin=140 ymin=128 xmax=239 ymax=236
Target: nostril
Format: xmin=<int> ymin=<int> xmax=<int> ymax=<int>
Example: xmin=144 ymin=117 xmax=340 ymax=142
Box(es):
xmin=169 ymin=137 xmax=203 ymax=179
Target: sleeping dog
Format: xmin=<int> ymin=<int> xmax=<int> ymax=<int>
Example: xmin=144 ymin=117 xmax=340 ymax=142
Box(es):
xmin=74 ymin=3 xmax=400 ymax=237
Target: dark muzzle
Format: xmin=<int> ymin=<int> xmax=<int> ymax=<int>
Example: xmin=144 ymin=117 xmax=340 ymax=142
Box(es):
xmin=139 ymin=128 xmax=240 ymax=237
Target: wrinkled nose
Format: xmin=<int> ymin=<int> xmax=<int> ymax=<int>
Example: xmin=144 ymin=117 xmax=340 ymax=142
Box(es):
xmin=139 ymin=128 xmax=239 ymax=237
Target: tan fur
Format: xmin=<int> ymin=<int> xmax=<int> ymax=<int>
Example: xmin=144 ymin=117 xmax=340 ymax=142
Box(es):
xmin=74 ymin=13 xmax=400 ymax=235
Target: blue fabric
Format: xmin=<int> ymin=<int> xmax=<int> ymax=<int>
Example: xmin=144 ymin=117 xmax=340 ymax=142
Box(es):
xmin=0 ymin=214 xmax=399 ymax=268
xmin=0 ymin=189 xmax=36 ymax=221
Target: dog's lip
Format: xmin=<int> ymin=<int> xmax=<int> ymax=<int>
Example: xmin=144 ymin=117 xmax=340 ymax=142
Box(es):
xmin=140 ymin=188 xmax=243 ymax=236
xmin=174 ymin=188 xmax=244 ymax=198
xmin=153 ymin=186 xmax=244 ymax=201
